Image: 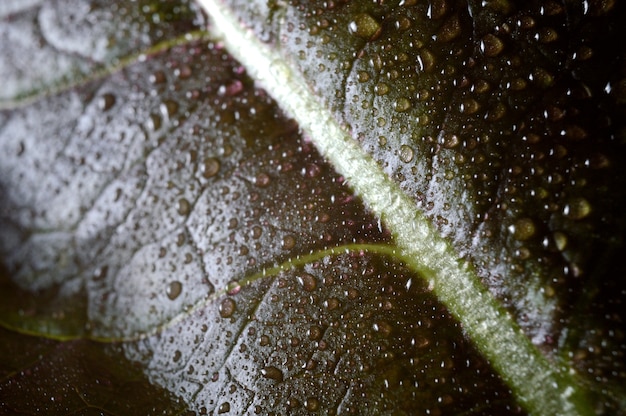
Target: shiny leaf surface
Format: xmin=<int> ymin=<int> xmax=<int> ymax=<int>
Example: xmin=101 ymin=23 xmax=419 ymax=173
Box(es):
xmin=1 ymin=0 xmax=625 ymax=415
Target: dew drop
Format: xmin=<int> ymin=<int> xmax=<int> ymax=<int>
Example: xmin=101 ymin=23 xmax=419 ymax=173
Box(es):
xmin=261 ymin=366 xmax=284 ymax=382
xmin=511 ymin=218 xmax=536 ymax=241
xmin=177 ymin=198 xmax=191 ymax=216
xmin=227 ymin=280 xmax=241 ymax=295
xmin=297 ymin=273 xmax=317 ymax=292
xmin=563 ymin=197 xmax=591 ymax=220
xmin=375 ymin=82 xmax=390 ymax=96
xmin=219 ymin=298 xmax=236 ymax=318
xmin=201 ymin=157 xmax=221 ymax=178
xmin=394 ymin=97 xmax=412 ymax=112
xmin=357 ymin=71 xmax=370 ymax=82
xmin=98 ymin=93 xmax=116 ymax=111
xmin=553 ymin=231 xmax=568 ymax=251
xmin=166 ymin=280 xmax=183 ymax=300
xmin=282 ymin=235 xmax=296 ymax=250
xmin=255 ymin=172 xmax=271 ymax=187
xmin=305 ymin=397 xmax=320 ymax=411
xmin=399 ymin=145 xmax=415 ymax=163
xmin=307 ymin=325 xmax=323 ymax=341
xmin=160 ymin=99 xmax=179 ymax=119
xmin=348 ymin=13 xmax=382 ymax=40
xmin=217 ymin=402 xmax=230 ymax=414
xmin=480 ymin=34 xmax=505 ymax=57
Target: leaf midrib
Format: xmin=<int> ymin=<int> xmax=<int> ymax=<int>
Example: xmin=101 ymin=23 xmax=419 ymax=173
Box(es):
xmin=195 ymin=1 xmax=593 ymax=415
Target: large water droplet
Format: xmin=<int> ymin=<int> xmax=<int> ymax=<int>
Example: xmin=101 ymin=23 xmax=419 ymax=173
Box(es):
xmin=563 ymin=197 xmax=591 ymax=220
xmin=348 ymin=13 xmax=382 ymax=40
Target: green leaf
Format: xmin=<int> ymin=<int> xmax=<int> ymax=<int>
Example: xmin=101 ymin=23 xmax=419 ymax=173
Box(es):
xmin=1 ymin=0 xmax=625 ymax=415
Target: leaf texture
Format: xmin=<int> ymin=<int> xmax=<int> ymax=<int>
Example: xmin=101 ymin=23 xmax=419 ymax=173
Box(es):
xmin=1 ymin=0 xmax=625 ymax=415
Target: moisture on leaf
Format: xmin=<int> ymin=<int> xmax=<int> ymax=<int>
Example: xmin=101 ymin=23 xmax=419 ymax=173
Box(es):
xmin=1 ymin=0 xmax=625 ymax=415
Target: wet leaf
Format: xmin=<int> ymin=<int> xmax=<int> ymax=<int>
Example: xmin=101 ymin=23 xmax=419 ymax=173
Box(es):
xmin=1 ymin=0 xmax=625 ymax=415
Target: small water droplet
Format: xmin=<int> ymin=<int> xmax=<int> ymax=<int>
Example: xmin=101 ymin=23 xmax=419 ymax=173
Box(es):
xmin=357 ymin=71 xmax=370 ymax=82
xmin=282 ymin=235 xmax=296 ymax=250
xmin=219 ymin=298 xmax=236 ymax=318
xmin=563 ymin=197 xmax=591 ymax=220
xmin=348 ymin=13 xmax=382 ymax=40
xmin=399 ymin=145 xmax=414 ymax=163
xmin=217 ymin=402 xmax=230 ymax=414
xmin=297 ymin=273 xmax=317 ymax=292
xmin=553 ymin=231 xmax=568 ymax=251
xmin=160 ymin=99 xmax=179 ymax=119
xmin=167 ymin=280 xmax=183 ymax=300
xmin=177 ymin=198 xmax=191 ymax=216
xmin=375 ymin=82 xmax=390 ymax=96
xmin=227 ymin=280 xmax=241 ymax=295
xmin=511 ymin=218 xmax=536 ymax=241
xmin=98 ymin=93 xmax=116 ymax=111
xmin=261 ymin=366 xmax=284 ymax=382
xmin=480 ymin=34 xmax=505 ymax=57
xmin=305 ymin=397 xmax=320 ymax=411
xmin=394 ymin=97 xmax=412 ymax=112
xmin=307 ymin=325 xmax=323 ymax=341
xmin=201 ymin=157 xmax=221 ymax=178
xmin=255 ymin=172 xmax=271 ymax=187
xmin=172 ymin=350 xmax=182 ymax=362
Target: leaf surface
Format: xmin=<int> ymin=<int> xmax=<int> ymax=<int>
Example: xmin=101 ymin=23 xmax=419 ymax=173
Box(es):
xmin=1 ymin=0 xmax=625 ymax=415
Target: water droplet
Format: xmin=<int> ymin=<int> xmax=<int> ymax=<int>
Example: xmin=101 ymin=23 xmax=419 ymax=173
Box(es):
xmin=261 ymin=366 xmax=284 ymax=382
xmin=201 ymin=157 xmax=220 ymax=178
xmin=219 ymin=298 xmax=236 ymax=318
xmin=553 ymin=231 xmax=568 ymax=251
xmin=375 ymin=82 xmax=390 ymax=96
xmin=357 ymin=71 xmax=370 ymax=82
xmin=297 ymin=273 xmax=317 ymax=292
xmin=307 ymin=325 xmax=323 ymax=341
xmin=177 ymin=198 xmax=191 ymax=216
xmin=255 ymin=172 xmax=271 ymax=187
xmin=282 ymin=235 xmax=296 ymax=250
xmin=227 ymin=280 xmax=241 ymax=295
xmin=98 ymin=93 xmax=116 ymax=111
xmin=305 ymin=397 xmax=320 ymax=411
xmin=563 ymin=197 xmax=591 ymax=220
xmin=480 ymin=34 xmax=505 ymax=57
xmin=399 ymin=145 xmax=414 ymax=163
xmin=394 ymin=97 xmax=412 ymax=112
xmin=437 ymin=14 xmax=461 ymax=42
xmin=167 ymin=281 xmax=183 ymax=300
xmin=160 ymin=99 xmax=179 ymax=119
xmin=172 ymin=350 xmax=182 ymax=362
xmin=511 ymin=218 xmax=536 ymax=241
xmin=348 ymin=13 xmax=382 ymax=40
xmin=217 ymin=402 xmax=230 ymax=414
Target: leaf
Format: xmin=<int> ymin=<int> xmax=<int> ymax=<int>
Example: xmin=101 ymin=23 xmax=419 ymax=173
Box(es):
xmin=0 ymin=0 xmax=625 ymax=415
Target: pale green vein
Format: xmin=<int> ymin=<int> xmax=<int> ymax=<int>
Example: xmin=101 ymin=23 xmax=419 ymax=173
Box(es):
xmin=0 ymin=242 xmax=399 ymax=344
xmin=196 ymin=1 xmax=593 ymax=415
xmin=0 ymin=30 xmax=211 ymax=110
